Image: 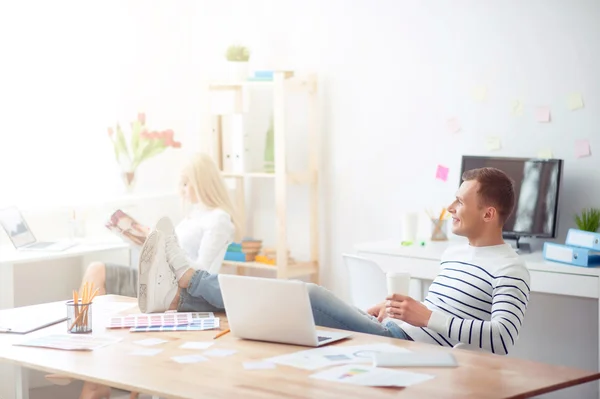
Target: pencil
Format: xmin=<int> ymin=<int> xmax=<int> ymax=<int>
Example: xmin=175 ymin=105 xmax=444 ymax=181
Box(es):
xmin=213 ymin=328 xmax=230 ymax=339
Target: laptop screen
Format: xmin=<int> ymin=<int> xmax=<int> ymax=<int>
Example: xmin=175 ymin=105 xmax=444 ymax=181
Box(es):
xmin=0 ymin=207 xmax=36 ymax=248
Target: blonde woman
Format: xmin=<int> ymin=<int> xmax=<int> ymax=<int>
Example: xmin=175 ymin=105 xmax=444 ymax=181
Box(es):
xmin=51 ymin=153 xmax=241 ymax=399
xmin=81 ymin=152 xmax=242 ymax=301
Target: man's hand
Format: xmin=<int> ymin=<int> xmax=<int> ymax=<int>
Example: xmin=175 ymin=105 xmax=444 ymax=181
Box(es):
xmin=366 ymin=301 xmax=387 ymax=322
xmin=385 ymin=294 xmax=432 ymax=327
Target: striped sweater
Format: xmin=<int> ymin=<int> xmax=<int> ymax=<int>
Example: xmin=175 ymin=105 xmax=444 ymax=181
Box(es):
xmin=394 ymin=243 xmax=530 ymax=355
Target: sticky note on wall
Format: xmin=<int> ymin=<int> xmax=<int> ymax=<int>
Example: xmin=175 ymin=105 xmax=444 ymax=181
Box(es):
xmin=486 ymin=137 xmax=502 ymax=151
xmin=435 ymin=165 xmax=449 ymax=182
xmin=512 ymin=100 xmax=524 ymax=116
xmin=446 ymin=118 xmax=461 ymax=134
xmin=575 ymin=139 xmax=591 ymax=158
xmin=537 ymin=149 xmax=553 ymax=158
xmin=567 ymin=93 xmax=584 ymax=110
xmin=471 ymin=86 xmax=488 ymax=102
xmin=536 ymin=107 xmax=551 ymax=123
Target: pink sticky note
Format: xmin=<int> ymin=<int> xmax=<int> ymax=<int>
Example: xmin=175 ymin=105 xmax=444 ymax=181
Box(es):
xmin=446 ymin=118 xmax=461 ymax=134
xmin=575 ymin=139 xmax=591 ymax=158
xmin=436 ymin=165 xmax=449 ymax=182
xmin=536 ymin=107 xmax=551 ymax=123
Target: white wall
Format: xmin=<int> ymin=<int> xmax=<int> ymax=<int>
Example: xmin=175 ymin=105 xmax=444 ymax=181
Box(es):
xmin=1 ymin=1 xmax=600 ymax=397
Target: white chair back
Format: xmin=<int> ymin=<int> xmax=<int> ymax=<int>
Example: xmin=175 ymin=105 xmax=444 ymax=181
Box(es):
xmin=342 ymin=254 xmax=387 ymax=310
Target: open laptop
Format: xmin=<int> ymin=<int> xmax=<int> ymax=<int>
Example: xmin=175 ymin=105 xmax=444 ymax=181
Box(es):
xmin=219 ymin=274 xmax=351 ymax=347
xmin=0 ymin=206 xmax=77 ymax=251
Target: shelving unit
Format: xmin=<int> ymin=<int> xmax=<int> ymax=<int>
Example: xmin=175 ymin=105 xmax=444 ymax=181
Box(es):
xmin=208 ymin=71 xmax=320 ymax=283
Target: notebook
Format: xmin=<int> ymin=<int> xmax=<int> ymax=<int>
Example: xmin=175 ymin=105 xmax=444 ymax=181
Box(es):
xmin=129 ymin=318 xmax=220 ymax=332
xmin=0 ymin=302 xmax=68 ymax=334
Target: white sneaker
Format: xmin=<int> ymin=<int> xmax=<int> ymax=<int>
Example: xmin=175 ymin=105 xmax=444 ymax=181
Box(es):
xmin=137 ymin=230 xmax=178 ymax=313
xmin=155 ymin=216 xmax=192 ymax=279
xmin=155 ymin=216 xmax=175 ymax=235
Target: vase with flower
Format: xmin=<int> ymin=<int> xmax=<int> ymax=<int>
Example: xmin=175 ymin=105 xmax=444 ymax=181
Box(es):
xmin=107 ymin=113 xmax=182 ymax=192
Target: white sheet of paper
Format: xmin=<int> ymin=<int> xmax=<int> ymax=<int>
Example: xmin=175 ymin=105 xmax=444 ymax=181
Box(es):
xmin=266 ymin=343 xmax=410 ymax=370
xmin=244 ymin=361 xmax=277 ymax=370
xmin=172 ymin=354 xmax=208 ymax=364
xmin=180 ymin=341 xmax=214 ymax=350
xmin=129 ymin=349 xmax=163 ymax=356
xmin=310 ymin=364 xmax=434 ymax=387
xmin=134 ymin=338 xmax=168 ymax=346
xmin=203 ymin=348 xmax=237 ymax=357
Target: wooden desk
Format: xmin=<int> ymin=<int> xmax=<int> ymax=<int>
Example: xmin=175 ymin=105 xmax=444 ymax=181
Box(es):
xmin=356 ymin=237 xmax=600 ymax=393
xmin=1 ymin=295 xmax=599 ymax=399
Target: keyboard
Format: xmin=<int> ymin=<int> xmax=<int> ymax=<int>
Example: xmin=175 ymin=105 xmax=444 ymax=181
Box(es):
xmin=28 ymin=242 xmax=54 ymax=248
xmin=317 ymin=336 xmax=331 ymax=342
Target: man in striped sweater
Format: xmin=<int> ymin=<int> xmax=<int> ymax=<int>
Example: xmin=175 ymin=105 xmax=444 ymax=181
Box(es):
xmin=138 ymin=167 xmax=529 ymax=355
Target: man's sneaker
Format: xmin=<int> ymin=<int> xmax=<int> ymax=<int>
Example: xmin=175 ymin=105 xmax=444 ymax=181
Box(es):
xmin=137 ymin=230 xmax=178 ymax=313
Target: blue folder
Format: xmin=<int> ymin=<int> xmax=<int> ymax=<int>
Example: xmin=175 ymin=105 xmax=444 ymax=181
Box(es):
xmin=565 ymin=229 xmax=600 ymax=251
xmin=543 ymin=242 xmax=600 ymax=267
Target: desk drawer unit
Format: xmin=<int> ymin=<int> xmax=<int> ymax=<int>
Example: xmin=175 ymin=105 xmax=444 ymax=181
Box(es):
xmin=529 ymin=270 xmax=598 ymax=299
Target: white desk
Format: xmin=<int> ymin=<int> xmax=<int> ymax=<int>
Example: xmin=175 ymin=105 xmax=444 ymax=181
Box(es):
xmin=356 ymin=238 xmax=600 ymax=396
xmin=0 ymin=240 xmax=130 ymax=309
xmin=0 ymin=239 xmax=131 ymax=399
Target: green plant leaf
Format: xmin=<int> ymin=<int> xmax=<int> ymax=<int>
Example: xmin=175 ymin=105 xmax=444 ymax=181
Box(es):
xmin=131 ymin=120 xmax=142 ymax=155
xmin=574 ymin=208 xmax=600 ymax=232
xmin=132 ymin=139 xmax=167 ymax=169
xmin=115 ymin=124 xmax=130 ymax=161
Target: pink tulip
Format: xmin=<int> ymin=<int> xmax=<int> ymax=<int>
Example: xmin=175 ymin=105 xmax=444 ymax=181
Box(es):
xmin=140 ymin=130 xmax=150 ymax=139
xmin=107 ymin=127 xmax=114 ymax=137
xmin=164 ymin=129 xmax=174 ymax=140
xmin=138 ymin=112 xmax=146 ymax=125
xmin=172 ymin=141 xmax=182 ymax=148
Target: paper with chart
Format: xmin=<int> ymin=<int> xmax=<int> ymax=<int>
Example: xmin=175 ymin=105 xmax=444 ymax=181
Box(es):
xmin=108 ymin=312 xmax=215 ymax=329
xmin=265 ymin=343 xmax=411 ymax=370
xmin=310 ymin=364 xmax=434 ymax=387
xmin=15 ymin=334 xmax=121 ymax=351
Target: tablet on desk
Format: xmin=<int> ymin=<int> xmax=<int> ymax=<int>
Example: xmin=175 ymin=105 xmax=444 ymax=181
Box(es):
xmin=372 ymin=352 xmax=458 ymax=368
xmin=0 ymin=303 xmax=67 ymax=334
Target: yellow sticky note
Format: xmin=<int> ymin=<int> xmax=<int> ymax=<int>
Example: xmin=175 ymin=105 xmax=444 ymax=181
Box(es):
xmin=567 ymin=93 xmax=584 ymax=111
xmin=512 ymin=99 xmax=524 ymax=116
xmin=537 ymin=149 xmax=553 ymax=158
xmin=471 ymin=86 xmax=488 ymax=102
xmin=486 ymin=137 xmax=501 ymax=151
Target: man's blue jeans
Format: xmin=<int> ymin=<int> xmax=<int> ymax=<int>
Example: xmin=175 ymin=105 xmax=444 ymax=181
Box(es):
xmin=178 ymin=270 xmax=412 ymax=341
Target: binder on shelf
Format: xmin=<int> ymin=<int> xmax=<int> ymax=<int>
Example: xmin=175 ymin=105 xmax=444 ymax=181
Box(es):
xmin=543 ymin=242 xmax=600 ymax=267
xmin=565 ymin=228 xmax=600 ymax=251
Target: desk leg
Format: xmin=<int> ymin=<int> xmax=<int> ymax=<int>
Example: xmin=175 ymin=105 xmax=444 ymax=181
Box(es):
xmin=0 ymin=262 xmax=15 ymax=309
xmin=0 ymin=364 xmax=29 ymax=399
xmin=15 ymin=366 xmax=29 ymax=399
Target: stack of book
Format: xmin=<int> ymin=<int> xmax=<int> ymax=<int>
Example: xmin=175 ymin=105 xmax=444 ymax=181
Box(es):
xmin=255 ymin=248 xmax=296 ymax=266
xmin=224 ymin=239 xmax=263 ymax=262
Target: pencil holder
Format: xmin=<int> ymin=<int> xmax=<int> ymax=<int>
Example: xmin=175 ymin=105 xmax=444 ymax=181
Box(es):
xmin=430 ymin=219 xmax=448 ymax=241
xmin=66 ymin=300 xmax=93 ymax=334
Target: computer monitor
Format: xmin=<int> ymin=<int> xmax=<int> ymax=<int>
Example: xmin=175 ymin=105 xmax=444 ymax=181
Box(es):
xmin=460 ymin=156 xmax=563 ymax=251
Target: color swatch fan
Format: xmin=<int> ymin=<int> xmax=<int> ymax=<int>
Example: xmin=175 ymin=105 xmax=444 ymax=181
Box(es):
xmin=108 ymin=312 xmax=215 ymax=329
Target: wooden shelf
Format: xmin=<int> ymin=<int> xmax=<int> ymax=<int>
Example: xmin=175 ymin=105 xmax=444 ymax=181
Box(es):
xmin=220 ymin=171 xmax=313 ymax=184
xmin=222 ymin=260 xmax=318 ymax=278
xmin=210 ymin=70 xmax=320 ymax=283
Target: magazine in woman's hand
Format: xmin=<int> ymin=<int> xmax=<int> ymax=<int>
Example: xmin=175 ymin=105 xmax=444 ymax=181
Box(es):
xmin=105 ymin=209 xmax=150 ymax=247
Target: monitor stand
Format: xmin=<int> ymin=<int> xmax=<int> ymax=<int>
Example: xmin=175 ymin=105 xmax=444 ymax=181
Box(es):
xmin=513 ymin=236 xmax=531 ymax=254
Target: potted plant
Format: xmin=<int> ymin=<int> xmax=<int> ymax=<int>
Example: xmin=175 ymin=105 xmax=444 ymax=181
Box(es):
xmin=574 ymin=208 xmax=600 ymax=232
xmin=225 ymin=44 xmax=250 ymax=82
xmin=107 ymin=112 xmax=182 ymax=192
